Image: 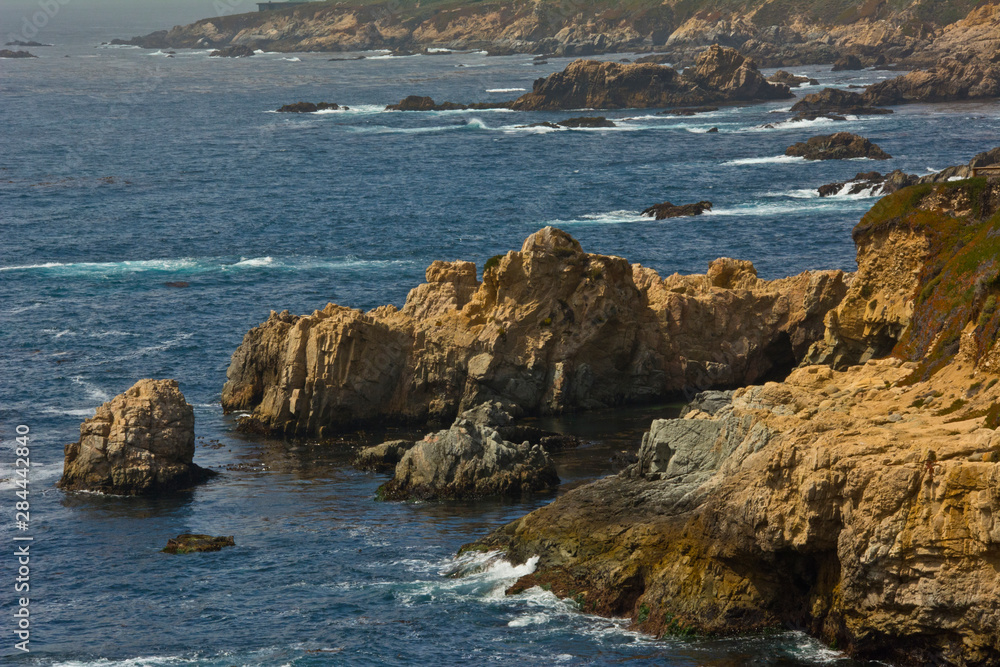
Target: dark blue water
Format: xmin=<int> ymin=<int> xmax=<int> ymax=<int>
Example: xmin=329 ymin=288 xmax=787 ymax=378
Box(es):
xmin=3 ymin=16 xmax=1000 ymax=665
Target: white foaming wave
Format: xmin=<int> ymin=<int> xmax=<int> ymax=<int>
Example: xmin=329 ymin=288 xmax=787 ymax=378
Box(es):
xmin=723 ymin=155 xmax=806 ymax=166
xmin=2 ymin=256 xmax=403 ymax=276
xmin=706 ymin=198 xmax=873 ymax=217
xmin=281 ymin=57 xmax=301 ymax=62
xmin=782 ymin=630 xmax=850 ymax=664
xmin=486 ymin=87 xmax=526 ymax=93
xmin=0 ymin=258 xmax=200 ymax=274
xmin=3 ymin=302 xmax=43 ymax=315
xmin=744 ymin=116 xmax=840 ymax=132
xmin=766 ymin=188 xmax=820 ymax=199
xmin=231 ymin=256 xmax=274 ymax=268
xmin=107 ymin=332 xmax=195 ymax=363
xmin=508 ymin=612 xmax=550 ymax=627
xmin=50 ymin=658 xmax=199 ymax=667
xmin=70 ymin=376 xmax=111 ymax=403
xmin=357 ymin=118 xmax=492 ymax=134
xmin=42 ymin=407 xmax=96 ymax=417
xmin=546 ymin=210 xmax=649 ymax=226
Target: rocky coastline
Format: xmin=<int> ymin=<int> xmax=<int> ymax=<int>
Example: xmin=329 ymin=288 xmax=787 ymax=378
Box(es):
xmin=467 ymin=175 xmax=1000 ymax=665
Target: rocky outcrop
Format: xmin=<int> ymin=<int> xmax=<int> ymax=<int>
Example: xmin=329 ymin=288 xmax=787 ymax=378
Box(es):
xmin=0 ymin=49 xmax=36 ymax=58
xmin=385 ymin=96 xmax=506 ymax=111
xmin=469 ymin=178 xmax=1000 ymax=664
xmin=656 ymin=106 xmax=718 ymax=116
xmin=556 ymin=116 xmax=615 ymax=128
xmin=58 ymin=379 xmax=216 ymax=495
xmin=277 ymin=102 xmax=345 ymax=113
xmin=377 ymin=416 xmax=558 ymax=500
xmin=5 ymin=40 xmax=50 ymax=47
xmin=864 ymin=55 xmax=1000 ymax=106
xmin=831 ymin=53 xmax=863 ymax=71
xmin=817 ymin=170 xmax=919 ymax=198
xmin=785 ymin=132 xmax=891 ymax=161
xmin=788 ymin=89 xmax=892 ymax=121
xmin=222 ymin=227 xmax=848 ymax=436
xmin=509 ymin=47 xmax=791 ymax=111
xmin=162 ymin=534 xmax=235 ymax=554
xmin=209 ymin=44 xmax=254 ymax=57
xmin=767 ymin=70 xmax=817 ymax=87
xmin=640 ymin=200 xmax=712 ymax=219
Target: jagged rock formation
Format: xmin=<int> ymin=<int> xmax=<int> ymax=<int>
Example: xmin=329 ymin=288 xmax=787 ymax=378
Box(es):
xmin=785 ymin=132 xmax=891 ymax=161
xmin=641 ymin=200 xmax=712 ymax=219
xmin=831 ymin=53 xmax=863 ymax=71
xmin=469 ymin=178 xmax=1000 ymax=665
xmin=817 ymin=170 xmax=918 ymax=198
xmin=221 ymin=227 xmax=848 ymax=436
xmin=510 ymin=47 xmax=790 ymax=111
xmin=58 ymin=379 xmax=216 ymax=495
xmin=377 ymin=415 xmax=558 ymax=500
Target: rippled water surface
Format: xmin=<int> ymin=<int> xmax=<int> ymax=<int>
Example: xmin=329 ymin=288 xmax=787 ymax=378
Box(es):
xmin=3 ymin=17 xmax=999 ymax=665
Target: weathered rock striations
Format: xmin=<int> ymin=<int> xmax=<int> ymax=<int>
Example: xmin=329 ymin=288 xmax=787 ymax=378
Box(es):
xmin=58 ymin=379 xmax=216 ymax=495
xmin=377 ymin=415 xmax=559 ymax=500
xmin=865 ymin=55 xmax=1000 ymax=106
xmin=509 ymin=46 xmax=791 ymax=111
xmin=222 ymin=227 xmax=848 ymax=436
xmin=470 ymin=177 xmax=1000 ymax=666
xmin=785 ymin=132 xmax=891 ymax=161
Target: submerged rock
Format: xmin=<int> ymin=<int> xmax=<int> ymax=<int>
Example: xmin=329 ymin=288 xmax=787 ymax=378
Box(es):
xmin=58 ymin=379 xmax=216 ymax=495
xmin=222 ymin=227 xmax=848 ymax=436
xmin=209 ymin=45 xmax=254 ymax=58
xmin=641 ymin=200 xmax=712 ymax=219
xmin=276 ymin=102 xmax=345 ymax=113
xmin=656 ymin=106 xmax=719 ymax=116
xmin=385 ymin=96 xmax=506 ymax=111
xmin=377 ymin=416 xmax=558 ymax=501
xmin=785 ymin=132 xmax=891 ymax=160
xmin=162 ymin=534 xmax=235 ymax=554
xmin=510 ymin=46 xmax=791 ymax=111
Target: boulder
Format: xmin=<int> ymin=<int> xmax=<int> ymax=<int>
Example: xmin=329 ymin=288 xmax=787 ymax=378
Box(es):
xmin=831 ymin=54 xmax=863 ymax=71
xmin=785 ymin=132 xmax=891 ymax=160
xmin=767 ymin=70 xmax=817 ymax=87
xmin=354 ymin=440 xmax=415 ymax=473
xmin=817 ymin=170 xmax=918 ymax=197
xmin=58 ymin=379 xmax=216 ymax=495
xmin=377 ymin=417 xmax=559 ymax=500
xmin=209 ymin=45 xmax=254 ymax=57
xmin=641 ymin=201 xmax=713 ymax=219
xmin=222 ymin=227 xmax=848 ymax=436
xmin=276 ymin=102 xmax=344 ymax=113
xmin=509 ymin=46 xmax=791 ymax=111
xmin=162 ymin=534 xmax=235 ymax=554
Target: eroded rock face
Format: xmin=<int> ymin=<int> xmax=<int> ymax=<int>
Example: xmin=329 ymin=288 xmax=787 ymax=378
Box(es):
xmin=785 ymin=132 xmax=891 ymax=160
xmin=377 ymin=417 xmax=558 ymax=500
xmin=209 ymin=45 xmax=254 ymax=57
xmin=831 ymin=54 xmax=863 ymax=71
xmin=510 ymin=46 xmax=790 ymax=111
xmin=354 ymin=440 xmax=415 ymax=473
xmin=475 ymin=358 xmax=1000 ymax=666
xmin=788 ymin=88 xmax=892 ymax=121
xmin=58 ymin=379 xmax=216 ymax=495
xmin=222 ymin=227 xmax=848 ymax=436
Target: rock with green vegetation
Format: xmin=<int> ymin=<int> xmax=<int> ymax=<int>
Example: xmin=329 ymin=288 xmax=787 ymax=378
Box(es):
xmin=162 ymin=534 xmax=235 ymax=554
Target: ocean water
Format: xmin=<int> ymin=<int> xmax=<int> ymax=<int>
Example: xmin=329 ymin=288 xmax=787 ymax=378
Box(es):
xmin=3 ymin=15 xmax=1000 ymax=665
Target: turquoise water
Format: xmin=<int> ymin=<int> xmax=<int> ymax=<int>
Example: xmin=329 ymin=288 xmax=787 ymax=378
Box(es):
xmin=3 ymin=16 xmax=999 ymax=666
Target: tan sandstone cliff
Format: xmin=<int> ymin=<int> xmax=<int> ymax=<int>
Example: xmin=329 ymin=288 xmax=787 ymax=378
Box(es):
xmin=468 ymin=177 xmax=1000 ymax=666
xmin=221 ymin=227 xmax=847 ymax=436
